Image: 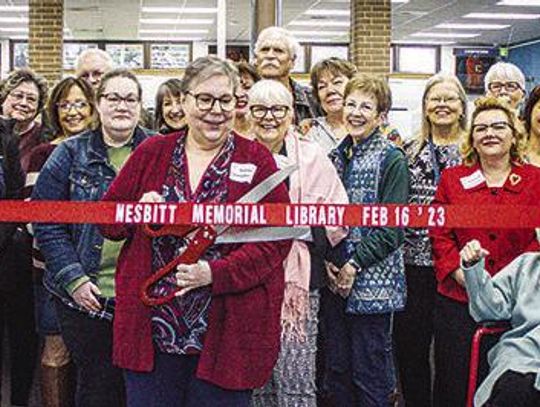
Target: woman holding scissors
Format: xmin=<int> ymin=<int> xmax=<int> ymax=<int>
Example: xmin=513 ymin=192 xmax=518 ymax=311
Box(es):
xmin=100 ymin=56 xmax=292 ymax=407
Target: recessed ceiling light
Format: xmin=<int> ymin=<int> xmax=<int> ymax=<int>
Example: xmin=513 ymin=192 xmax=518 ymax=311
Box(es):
xmin=0 ymin=6 xmax=28 ymax=12
xmin=496 ymin=1 xmax=540 ymax=5
xmin=141 ymin=7 xmax=217 ymax=13
xmin=411 ymin=32 xmax=480 ymax=38
xmin=464 ymin=12 xmax=540 ymax=19
xmin=140 ymin=18 xmax=214 ymax=25
xmin=139 ymin=29 xmax=209 ymax=34
xmin=436 ymin=23 xmax=510 ymax=29
xmin=290 ymin=30 xmax=348 ymax=37
xmin=289 ymin=20 xmax=349 ymax=27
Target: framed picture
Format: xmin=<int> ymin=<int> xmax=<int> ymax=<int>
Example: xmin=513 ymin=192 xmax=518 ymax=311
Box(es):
xmin=455 ymin=48 xmax=498 ymax=94
xmin=150 ymin=43 xmax=190 ymax=69
xmin=105 ymin=43 xmax=144 ymax=68
xmin=13 ymin=42 xmax=28 ymax=68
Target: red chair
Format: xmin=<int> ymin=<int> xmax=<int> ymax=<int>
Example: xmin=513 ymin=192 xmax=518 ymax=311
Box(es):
xmin=466 ymin=321 xmax=511 ymax=407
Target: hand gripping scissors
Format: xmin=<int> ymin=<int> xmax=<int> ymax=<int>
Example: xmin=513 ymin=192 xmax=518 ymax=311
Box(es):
xmin=140 ymin=165 xmax=298 ymax=306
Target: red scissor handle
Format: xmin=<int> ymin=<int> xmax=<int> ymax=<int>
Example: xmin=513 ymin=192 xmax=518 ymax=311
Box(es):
xmin=139 ymin=225 xmax=217 ymax=306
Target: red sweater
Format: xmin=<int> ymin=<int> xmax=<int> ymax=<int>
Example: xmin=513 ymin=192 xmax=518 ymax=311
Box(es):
xmin=430 ymin=163 xmax=540 ymax=303
xmin=100 ymin=130 xmax=291 ymax=389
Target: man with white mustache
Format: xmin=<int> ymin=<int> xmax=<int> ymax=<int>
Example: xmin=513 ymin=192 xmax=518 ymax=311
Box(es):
xmin=254 ymin=26 xmax=320 ymax=124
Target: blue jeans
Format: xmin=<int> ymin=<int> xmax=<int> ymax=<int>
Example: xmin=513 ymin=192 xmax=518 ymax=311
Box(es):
xmin=124 ymin=352 xmax=252 ymax=407
xmin=323 ymin=292 xmax=396 ymax=406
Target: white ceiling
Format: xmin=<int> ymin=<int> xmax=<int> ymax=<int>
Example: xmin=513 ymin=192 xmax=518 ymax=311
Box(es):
xmin=0 ymin=0 xmax=539 ymax=46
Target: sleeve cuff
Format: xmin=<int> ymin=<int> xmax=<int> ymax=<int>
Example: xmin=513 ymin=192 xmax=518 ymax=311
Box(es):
xmin=65 ymin=275 xmax=90 ymax=296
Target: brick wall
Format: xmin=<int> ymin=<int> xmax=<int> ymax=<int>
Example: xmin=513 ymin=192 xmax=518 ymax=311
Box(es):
xmin=350 ymin=0 xmax=391 ymax=75
xmin=29 ymin=0 xmax=63 ymax=85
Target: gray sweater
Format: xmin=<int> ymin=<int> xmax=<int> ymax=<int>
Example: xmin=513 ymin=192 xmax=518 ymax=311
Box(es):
xmin=463 ymin=254 xmax=540 ymax=406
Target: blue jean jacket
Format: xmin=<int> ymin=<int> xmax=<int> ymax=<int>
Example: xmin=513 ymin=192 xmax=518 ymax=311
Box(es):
xmin=32 ymin=127 xmax=153 ymax=303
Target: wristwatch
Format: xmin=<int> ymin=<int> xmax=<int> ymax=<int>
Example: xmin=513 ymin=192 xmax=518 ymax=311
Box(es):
xmin=347 ymin=258 xmax=361 ymax=272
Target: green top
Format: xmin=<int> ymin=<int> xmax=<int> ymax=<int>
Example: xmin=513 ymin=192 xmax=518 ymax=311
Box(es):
xmin=350 ymin=148 xmax=409 ymax=269
xmin=66 ymin=145 xmax=131 ymax=298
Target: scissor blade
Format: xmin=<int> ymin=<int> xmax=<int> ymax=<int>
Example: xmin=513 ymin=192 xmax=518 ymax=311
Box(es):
xmin=213 ymin=164 xmax=298 ymax=235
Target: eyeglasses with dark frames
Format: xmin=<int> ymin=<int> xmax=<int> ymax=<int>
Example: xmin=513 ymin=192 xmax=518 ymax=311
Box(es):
xmin=185 ymin=91 xmax=236 ymax=112
xmin=250 ymin=105 xmax=290 ymax=120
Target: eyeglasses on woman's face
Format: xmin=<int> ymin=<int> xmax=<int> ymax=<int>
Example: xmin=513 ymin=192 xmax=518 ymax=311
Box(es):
xmin=57 ymin=100 xmax=90 ymax=112
xmin=250 ymin=105 xmax=290 ymax=120
xmin=185 ymin=91 xmax=236 ymax=112
xmin=472 ymin=121 xmax=513 ymax=136
xmin=488 ymin=81 xmax=522 ymax=94
xmin=100 ymin=92 xmax=140 ymax=108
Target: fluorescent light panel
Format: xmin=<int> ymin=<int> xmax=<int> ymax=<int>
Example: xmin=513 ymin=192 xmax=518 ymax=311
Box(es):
xmin=142 ymin=7 xmax=217 ymax=13
xmin=411 ymin=32 xmax=480 ymax=38
xmin=0 ymin=17 xmax=28 ymax=23
xmin=290 ymin=30 xmax=348 ymax=37
xmin=0 ymin=6 xmax=28 ymax=12
xmin=140 ymin=18 xmax=214 ymax=25
xmin=139 ymin=36 xmax=205 ymax=41
xmin=496 ymin=0 xmax=540 ymax=5
xmin=464 ymin=12 xmax=540 ymax=19
xmin=395 ymin=40 xmax=456 ymax=45
xmin=289 ymin=20 xmax=349 ymax=27
xmin=139 ymin=28 xmax=208 ymax=34
xmin=305 ymin=9 xmax=350 ymax=16
xmin=436 ymin=23 xmax=510 ymax=29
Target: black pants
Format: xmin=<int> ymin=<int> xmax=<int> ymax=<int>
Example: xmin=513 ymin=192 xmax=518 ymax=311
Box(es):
xmin=0 ymin=234 xmax=38 ymax=406
xmin=55 ymin=301 xmax=124 ymax=407
xmin=486 ymin=370 xmax=540 ymax=407
xmin=394 ymin=265 xmax=436 ymax=407
xmin=433 ymin=294 xmax=477 ymax=407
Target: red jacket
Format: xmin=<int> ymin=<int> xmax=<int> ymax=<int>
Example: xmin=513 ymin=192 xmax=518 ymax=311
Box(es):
xmin=100 ymin=130 xmax=291 ymax=389
xmin=430 ymin=163 xmax=540 ymax=303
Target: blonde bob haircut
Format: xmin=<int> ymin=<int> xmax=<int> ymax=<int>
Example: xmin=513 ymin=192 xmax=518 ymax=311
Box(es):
xmin=344 ymin=73 xmax=391 ymax=114
xmin=248 ymin=79 xmax=293 ymax=108
xmin=461 ymin=96 xmax=527 ymax=166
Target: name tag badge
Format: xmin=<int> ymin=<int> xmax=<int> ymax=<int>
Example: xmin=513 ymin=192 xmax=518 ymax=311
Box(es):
xmin=460 ymin=169 xmax=486 ymax=190
xmin=230 ymin=162 xmax=257 ymax=184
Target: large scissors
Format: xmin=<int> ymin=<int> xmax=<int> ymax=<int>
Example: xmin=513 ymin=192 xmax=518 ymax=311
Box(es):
xmin=140 ymin=165 xmax=298 ymax=306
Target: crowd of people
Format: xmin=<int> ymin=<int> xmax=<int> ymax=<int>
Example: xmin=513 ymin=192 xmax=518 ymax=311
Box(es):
xmin=0 ymin=25 xmax=539 ymax=407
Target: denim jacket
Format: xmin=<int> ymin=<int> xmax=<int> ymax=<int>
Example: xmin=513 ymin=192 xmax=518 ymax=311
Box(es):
xmin=32 ymin=127 xmax=153 ymax=305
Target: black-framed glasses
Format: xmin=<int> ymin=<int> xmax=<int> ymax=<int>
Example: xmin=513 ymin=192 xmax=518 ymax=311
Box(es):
xmin=185 ymin=91 xmax=236 ymax=112
xmin=101 ymin=93 xmax=140 ymax=108
xmin=250 ymin=105 xmax=289 ymax=120
xmin=472 ymin=121 xmax=513 ymax=135
xmin=57 ymin=100 xmax=90 ymax=112
xmin=488 ymin=81 xmax=522 ymax=93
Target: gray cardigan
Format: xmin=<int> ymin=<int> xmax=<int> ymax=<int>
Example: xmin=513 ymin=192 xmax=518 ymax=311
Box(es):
xmin=464 ymin=254 xmax=540 ymax=406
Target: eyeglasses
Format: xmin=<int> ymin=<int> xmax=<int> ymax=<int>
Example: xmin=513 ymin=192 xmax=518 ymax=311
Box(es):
xmin=57 ymin=100 xmax=90 ymax=112
xmin=472 ymin=121 xmax=513 ymax=135
xmin=8 ymin=91 xmax=38 ymax=106
xmin=488 ymin=82 xmax=522 ymax=93
xmin=344 ymin=100 xmax=377 ymax=115
xmin=185 ymin=91 xmax=236 ymax=112
xmin=250 ymin=105 xmax=290 ymax=120
xmin=100 ymin=93 xmax=140 ymax=108
xmin=427 ymin=95 xmax=460 ymax=104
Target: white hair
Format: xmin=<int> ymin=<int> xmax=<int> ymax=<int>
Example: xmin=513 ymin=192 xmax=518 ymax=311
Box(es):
xmin=248 ymin=79 xmax=293 ymax=107
xmin=484 ymin=62 xmax=525 ymax=92
xmin=254 ymin=26 xmax=300 ymax=60
xmin=75 ymin=49 xmax=114 ymax=72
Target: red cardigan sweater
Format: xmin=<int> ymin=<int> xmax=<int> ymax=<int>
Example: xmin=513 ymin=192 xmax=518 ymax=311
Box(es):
xmin=430 ymin=163 xmax=540 ymax=303
xmin=100 ymin=130 xmax=291 ymax=389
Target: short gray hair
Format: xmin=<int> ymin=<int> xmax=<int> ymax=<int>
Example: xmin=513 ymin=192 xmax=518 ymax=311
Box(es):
xmin=484 ymin=62 xmax=525 ymax=92
xmin=255 ymin=26 xmax=300 ymax=60
xmin=248 ymin=79 xmax=293 ymax=108
xmin=75 ymin=49 xmax=114 ymax=73
xmin=181 ymin=56 xmax=239 ymax=93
